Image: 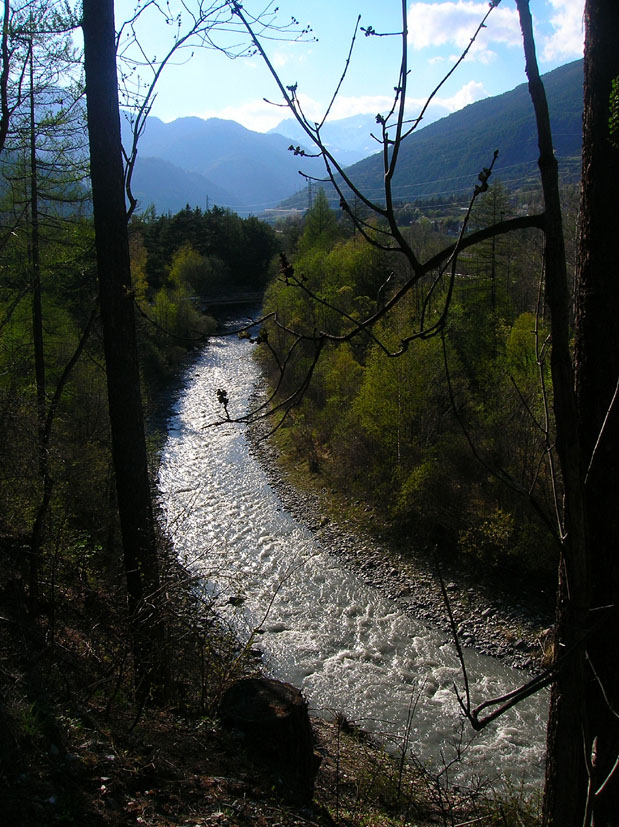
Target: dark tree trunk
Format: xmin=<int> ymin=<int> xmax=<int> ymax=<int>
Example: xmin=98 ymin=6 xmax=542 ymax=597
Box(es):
xmin=82 ymin=0 xmax=161 ymax=700
xmin=0 ymin=0 xmax=10 ymax=156
xmin=543 ymin=1 xmax=619 ymax=823
xmin=575 ymin=0 xmax=619 ymax=820
xmin=28 ymin=33 xmax=47 ymax=613
xmin=515 ymin=10 xmax=587 ymax=820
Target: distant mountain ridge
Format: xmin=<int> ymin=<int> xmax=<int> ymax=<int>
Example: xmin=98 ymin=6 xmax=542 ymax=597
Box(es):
xmin=269 ymin=113 xmax=381 ymax=167
xmin=128 ymin=116 xmax=322 ymax=215
xmin=128 ymin=59 xmax=583 ymax=216
xmin=280 ymin=59 xmax=583 ymax=209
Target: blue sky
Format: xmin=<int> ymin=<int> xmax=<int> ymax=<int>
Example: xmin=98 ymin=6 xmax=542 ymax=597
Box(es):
xmin=113 ymin=0 xmax=584 ymax=133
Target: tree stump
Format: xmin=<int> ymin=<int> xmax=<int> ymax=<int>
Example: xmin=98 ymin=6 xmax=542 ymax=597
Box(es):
xmin=219 ymin=677 xmax=318 ymax=802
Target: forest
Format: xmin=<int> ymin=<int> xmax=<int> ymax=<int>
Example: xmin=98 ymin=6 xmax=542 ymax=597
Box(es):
xmin=0 ymin=0 xmax=618 ymax=825
xmin=0 ymin=186 xmax=276 ymax=563
xmin=259 ymin=184 xmax=577 ymax=582
xmin=0 ymin=3 xmax=284 ymax=817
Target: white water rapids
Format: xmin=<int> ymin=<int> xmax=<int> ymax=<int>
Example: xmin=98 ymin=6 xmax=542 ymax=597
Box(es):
xmin=157 ymin=314 xmax=548 ymax=792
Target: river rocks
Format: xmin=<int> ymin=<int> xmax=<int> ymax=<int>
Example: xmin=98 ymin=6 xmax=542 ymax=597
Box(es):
xmin=247 ymin=413 xmax=551 ymax=672
xmin=219 ymin=678 xmax=319 ymax=803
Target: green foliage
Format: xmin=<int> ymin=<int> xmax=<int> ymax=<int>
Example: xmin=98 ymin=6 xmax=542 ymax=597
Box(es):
xmin=506 ymin=312 xmax=539 ymax=378
xmin=298 ymin=188 xmax=342 ymax=253
xmin=138 ymin=205 xmax=277 ymax=294
xmin=129 ymin=204 xmax=276 ymax=389
xmin=459 ymin=507 xmax=515 ymax=567
xmin=139 ymin=279 xmax=215 ymax=386
xmin=168 ymin=241 xmax=206 ymax=290
xmin=0 ymin=183 xmax=276 ymax=617
xmin=261 ymin=188 xmax=559 ymax=576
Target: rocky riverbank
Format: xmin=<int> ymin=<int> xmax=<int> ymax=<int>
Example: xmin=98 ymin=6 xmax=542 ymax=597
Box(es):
xmin=248 ymin=421 xmax=554 ymax=673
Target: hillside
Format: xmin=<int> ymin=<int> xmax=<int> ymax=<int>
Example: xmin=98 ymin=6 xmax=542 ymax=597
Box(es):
xmin=280 ymin=59 xmax=583 ymax=209
xmin=129 ymin=116 xmax=322 ymax=215
xmin=125 ymin=60 xmax=582 ymax=217
xmin=130 ymin=156 xmax=237 ymax=214
xmin=269 ymin=113 xmax=381 ymax=167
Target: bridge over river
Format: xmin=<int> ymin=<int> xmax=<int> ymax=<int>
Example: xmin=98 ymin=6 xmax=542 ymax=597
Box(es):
xmin=200 ymin=291 xmax=264 ymax=308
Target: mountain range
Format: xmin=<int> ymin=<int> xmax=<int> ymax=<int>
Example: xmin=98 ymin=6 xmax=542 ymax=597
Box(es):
xmin=128 ymin=58 xmax=583 ymax=217
xmin=281 ymin=58 xmax=584 ymax=210
xmin=126 ymin=116 xmax=322 ymax=215
xmin=268 ymin=113 xmax=382 ymax=167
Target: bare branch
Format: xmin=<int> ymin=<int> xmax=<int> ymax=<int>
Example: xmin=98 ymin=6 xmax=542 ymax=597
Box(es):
xmin=318 ymin=14 xmax=361 ymax=131
xmin=584 ymin=371 xmax=619 ymax=486
xmin=229 ymin=0 xmax=387 ymax=219
xmin=400 ymin=1 xmax=501 ymax=140
xmin=436 ymin=557 xmax=472 ymax=718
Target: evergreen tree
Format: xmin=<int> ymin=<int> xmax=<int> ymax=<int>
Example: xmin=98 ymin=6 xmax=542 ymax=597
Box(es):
xmin=298 ymin=187 xmax=341 ymax=253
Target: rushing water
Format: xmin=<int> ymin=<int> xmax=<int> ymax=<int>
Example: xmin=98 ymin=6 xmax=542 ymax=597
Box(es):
xmin=157 ymin=313 xmax=548 ymax=791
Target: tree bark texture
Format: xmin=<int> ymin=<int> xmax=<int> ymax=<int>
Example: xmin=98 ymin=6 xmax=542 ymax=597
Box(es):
xmin=575 ymin=0 xmax=619 ymax=820
xmin=82 ymin=0 xmax=160 ymax=696
xmin=28 ymin=33 xmax=47 ymax=612
xmin=543 ymin=1 xmax=619 ymax=823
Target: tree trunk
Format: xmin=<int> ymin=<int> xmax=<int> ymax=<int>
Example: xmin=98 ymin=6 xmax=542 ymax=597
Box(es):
xmin=28 ymin=33 xmax=47 ymax=613
xmin=575 ymin=0 xmax=619 ymax=819
xmin=82 ymin=0 xmax=161 ymax=701
xmin=0 ymin=0 xmax=10 ymax=156
xmin=543 ymin=1 xmax=619 ymax=823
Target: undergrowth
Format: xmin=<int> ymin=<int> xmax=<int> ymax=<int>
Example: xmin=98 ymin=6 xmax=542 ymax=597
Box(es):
xmin=0 ymin=530 xmax=540 ymax=826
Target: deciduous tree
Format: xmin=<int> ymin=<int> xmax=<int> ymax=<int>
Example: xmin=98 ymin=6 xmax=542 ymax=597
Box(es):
xmin=233 ymin=0 xmax=619 ymax=820
xmin=82 ymin=0 xmax=161 ymax=701
xmin=542 ymin=0 xmax=619 ymax=821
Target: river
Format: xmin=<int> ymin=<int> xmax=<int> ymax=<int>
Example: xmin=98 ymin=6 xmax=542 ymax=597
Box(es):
xmin=157 ymin=312 xmax=548 ymax=793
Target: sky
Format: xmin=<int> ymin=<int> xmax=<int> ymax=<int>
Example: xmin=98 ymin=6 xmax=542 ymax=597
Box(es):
xmin=113 ymin=0 xmax=585 ymax=133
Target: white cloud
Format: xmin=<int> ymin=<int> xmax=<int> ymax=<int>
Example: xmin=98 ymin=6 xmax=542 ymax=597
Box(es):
xmin=271 ymin=51 xmax=290 ymax=70
xmin=271 ymin=48 xmax=312 ymax=70
xmin=191 ymin=79 xmax=486 ymax=133
xmin=192 ymin=92 xmax=394 ymax=133
xmin=435 ymin=79 xmax=486 ymax=111
xmin=407 ymin=1 xmax=521 ymax=51
xmin=318 ymin=94 xmax=402 ymax=121
xmin=542 ymin=0 xmax=584 ymax=61
xmin=194 ymin=99 xmax=288 ymax=132
xmin=448 ymin=43 xmax=498 ymax=65
xmin=403 ymin=79 xmax=487 ymax=122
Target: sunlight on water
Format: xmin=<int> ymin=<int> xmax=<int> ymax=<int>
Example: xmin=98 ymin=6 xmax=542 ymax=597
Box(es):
xmin=157 ymin=315 xmax=548 ymax=792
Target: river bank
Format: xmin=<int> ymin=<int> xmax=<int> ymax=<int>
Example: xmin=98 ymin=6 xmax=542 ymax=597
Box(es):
xmin=248 ymin=416 xmax=554 ymax=673
xmin=158 ymin=326 xmax=549 ymax=789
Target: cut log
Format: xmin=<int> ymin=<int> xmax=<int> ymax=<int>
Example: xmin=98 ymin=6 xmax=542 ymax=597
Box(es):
xmin=219 ymin=677 xmax=318 ymax=802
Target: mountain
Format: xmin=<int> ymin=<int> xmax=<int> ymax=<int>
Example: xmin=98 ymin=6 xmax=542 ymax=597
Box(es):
xmin=280 ymin=59 xmax=583 ymax=210
xmin=129 ymin=156 xmax=237 ymax=215
xmin=127 ymin=60 xmax=582 ymax=217
xmin=128 ymin=116 xmax=322 ymax=215
xmin=269 ymin=113 xmax=381 ymax=167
